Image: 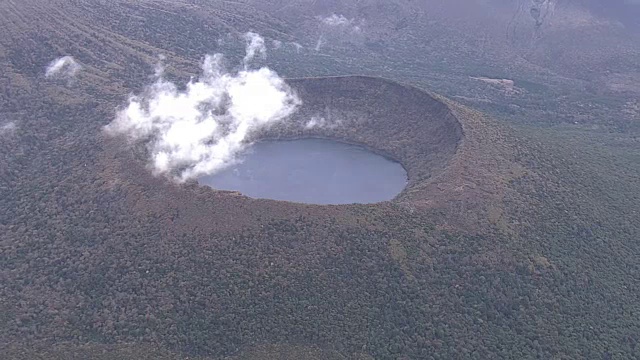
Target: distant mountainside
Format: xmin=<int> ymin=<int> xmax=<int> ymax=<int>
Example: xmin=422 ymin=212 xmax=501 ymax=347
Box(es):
xmin=248 ymin=0 xmax=640 ymax=76
xmin=2 ymin=1 xmax=640 ymax=359
xmin=243 ymin=0 xmax=640 ymax=130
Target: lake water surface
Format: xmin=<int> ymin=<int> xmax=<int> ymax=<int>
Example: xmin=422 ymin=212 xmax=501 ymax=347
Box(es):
xmin=199 ymin=139 xmax=407 ymax=205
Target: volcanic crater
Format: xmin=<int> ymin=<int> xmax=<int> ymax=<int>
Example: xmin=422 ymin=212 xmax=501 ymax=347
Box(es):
xmin=103 ymin=75 xmax=467 ymax=233
xmin=246 ymin=75 xmax=465 ymax=202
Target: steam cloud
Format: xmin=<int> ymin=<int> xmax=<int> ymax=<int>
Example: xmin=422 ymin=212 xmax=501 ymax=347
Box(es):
xmin=315 ymin=14 xmax=364 ymax=51
xmin=243 ymin=32 xmax=267 ymax=67
xmin=291 ymin=42 xmax=304 ymax=53
xmin=105 ymin=33 xmax=301 ymax=182
xmin=315 ymin=37 xmax=325 ymax=52
xmin=320 ymin=14 xmax=353 ymax=27
xmin=305 ymin=116 xmax=341 ymax=130
xmin=318 ymin=14 xmax=362 ymax=32
xmin=45 ymin=56 xmax=81 ymax=78
xmin=0 ymin=121 xmax=16 ymax=135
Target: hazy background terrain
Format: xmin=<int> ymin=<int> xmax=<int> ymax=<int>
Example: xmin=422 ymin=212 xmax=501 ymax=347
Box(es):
xmin=246 ymin=0 xmax=640 ymax=130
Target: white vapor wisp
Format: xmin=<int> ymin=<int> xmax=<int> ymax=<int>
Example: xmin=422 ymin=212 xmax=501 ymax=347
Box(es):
xmin=243 ymin=32 xmax=267 ymax=67
xmin=320 ymin=14 xmax=353 ymax=27
xmin=305 ymin=116 xmax=327 ymax=129
xmin=105 ymin=33 xmax=301 ymax=182
xmin=45 ymin=56 xmax=81 ymax=78
xmin=318 ymin=14 xmax=363 ymax=33
xmin=305 ymin=115 xmax=341 ymax=130
xmin=0 ymin=121 xmax=16 ymax=135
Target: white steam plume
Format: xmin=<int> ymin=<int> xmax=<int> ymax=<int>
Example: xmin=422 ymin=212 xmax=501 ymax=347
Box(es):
xmin=305 ymin=116 xmax=326 ymax=129
xmin=0 ymin=121 xmax=16 ymax=135
xmin=320 ymin=14 xmax=353 ymax=27
xmin=45 ymin=56 xmax=81 ymax=78
xmin=315 ymin=36 xmax=325 ymax=52
xmin=318 ymin=14 xmax=363 ymax=33
xmin=315 ymin=13 xmax=364 ymax=51
xmin=291 ymin=42 xmax=304 ymax=53
xmin=305 ymin=116 xmax=341 ymax=130
xmin=105 ymin=33 xmax=301 ymax=182
xmin=243 ymin=32 xmax=267 ymax=67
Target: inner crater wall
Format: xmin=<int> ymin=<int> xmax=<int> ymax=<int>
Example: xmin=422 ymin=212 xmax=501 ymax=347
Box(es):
xmin=258 ymin=76 xmax=464 ymax=189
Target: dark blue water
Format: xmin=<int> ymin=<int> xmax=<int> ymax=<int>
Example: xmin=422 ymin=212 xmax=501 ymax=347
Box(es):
xmin=199 ymin=139 xmax=407 ymax=205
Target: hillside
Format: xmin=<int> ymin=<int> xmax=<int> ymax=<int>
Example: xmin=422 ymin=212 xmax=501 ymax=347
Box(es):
xmin=248 ymin=0 xmax=640 ymax=131
xmin=2 ymin=0 xmax=640 ymax=359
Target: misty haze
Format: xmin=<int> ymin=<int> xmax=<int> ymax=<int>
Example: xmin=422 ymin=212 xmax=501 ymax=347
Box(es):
xmin=199 ymin=138 xmax=408 ymax=205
